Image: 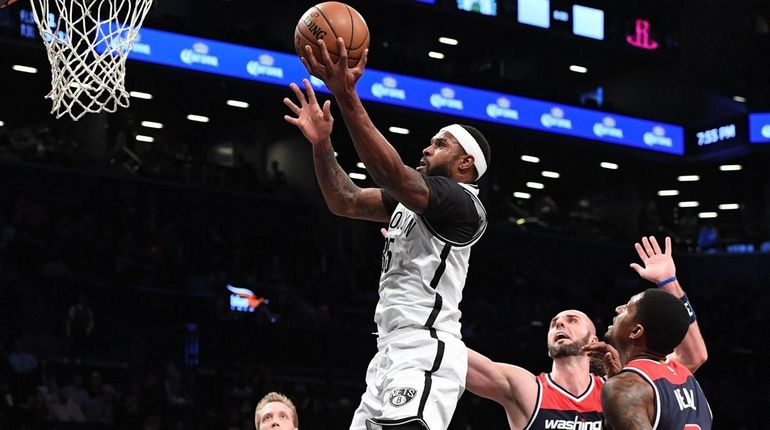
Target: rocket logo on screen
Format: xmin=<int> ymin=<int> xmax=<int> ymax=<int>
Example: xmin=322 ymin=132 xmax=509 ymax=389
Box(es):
xmin=626 ymin=19 xmax=658 ymax=50
xmin=227 ymin=285 xmax=267 ymax=313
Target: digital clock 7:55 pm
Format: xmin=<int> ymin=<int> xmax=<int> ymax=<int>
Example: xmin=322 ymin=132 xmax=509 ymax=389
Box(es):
xmin=695 ymin=124 xmax=736 ymax=146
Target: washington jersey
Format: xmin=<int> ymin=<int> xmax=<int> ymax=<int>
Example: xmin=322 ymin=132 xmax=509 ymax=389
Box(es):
xmin=524 ymin=373 xmax=604 ymax=430
xmin=621 ymin=358 xmax=712 ymax=430
xmin=376 ymin=176 xmax=486 ymax=339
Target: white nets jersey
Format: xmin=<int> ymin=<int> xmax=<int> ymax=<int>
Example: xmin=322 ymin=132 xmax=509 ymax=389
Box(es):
xmin=376 ymin=178 xmax=487 ymax=339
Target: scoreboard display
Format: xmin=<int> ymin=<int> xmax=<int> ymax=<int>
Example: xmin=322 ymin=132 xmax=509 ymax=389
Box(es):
xmin=688 ymin=117 xmax=749 ymax=159
xmin=439 ymin=0 xmax=680 ymax=53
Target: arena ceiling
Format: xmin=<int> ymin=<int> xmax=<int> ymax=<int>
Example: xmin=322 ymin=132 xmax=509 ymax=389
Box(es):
xmin=1 ymin=0 xmax=769 ymax=244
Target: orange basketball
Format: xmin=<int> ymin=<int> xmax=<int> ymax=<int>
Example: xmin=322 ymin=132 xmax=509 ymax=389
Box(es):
xmin=294 ymin=2 xmax=370 ymax=68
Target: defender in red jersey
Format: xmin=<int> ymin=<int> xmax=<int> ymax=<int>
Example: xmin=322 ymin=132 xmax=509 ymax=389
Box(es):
xmin=468 ymin=236 xmax=708 ymax=430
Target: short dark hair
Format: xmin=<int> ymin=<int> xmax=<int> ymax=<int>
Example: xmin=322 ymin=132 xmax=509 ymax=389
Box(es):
xmin=458 ymin=124 xmax=491 ymax=175
xmin=635 ymin=288 xmax=689 ymax=355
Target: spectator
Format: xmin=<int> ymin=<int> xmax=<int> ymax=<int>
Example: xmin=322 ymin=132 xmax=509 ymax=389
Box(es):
xmin=85 ymin=383 xmax=116 ymax=424
xmin=164 ymin=361 xmax=188 ymax=406
xmin=255 ymin=392 xmax=299 ymax=430
xmin=49 ymin=388 xmax=85 ymax=423
xmin=64 ymin=373 xmax=90 ymax=413
xmin=66 ymin=293 xmax=95 ymax=359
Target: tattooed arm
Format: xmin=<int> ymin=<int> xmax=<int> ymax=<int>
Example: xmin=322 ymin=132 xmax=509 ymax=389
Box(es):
xmin=283 ymin=79 xmax=390 ymax=223
xmin=601 ymin=373 xmax=655 ymax=430
xmin=310 ymin=140 xmax=390 ymax=222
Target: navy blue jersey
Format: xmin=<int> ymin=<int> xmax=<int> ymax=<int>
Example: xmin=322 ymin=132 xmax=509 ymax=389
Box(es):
xmin=622 ymin=358 xmax=712 ymax=429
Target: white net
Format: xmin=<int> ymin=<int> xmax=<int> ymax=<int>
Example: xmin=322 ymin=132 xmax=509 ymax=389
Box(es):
xmin=30 ymin=0 xmax=154 ymax=121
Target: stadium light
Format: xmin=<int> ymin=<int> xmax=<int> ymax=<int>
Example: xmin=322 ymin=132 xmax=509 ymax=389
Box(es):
xmin=718 ymin=203 xmax=740 ymax=210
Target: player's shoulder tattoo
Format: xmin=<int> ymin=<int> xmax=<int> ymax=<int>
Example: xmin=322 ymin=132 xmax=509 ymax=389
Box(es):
xmin=601 ymin=372 xmax=654 ymax=430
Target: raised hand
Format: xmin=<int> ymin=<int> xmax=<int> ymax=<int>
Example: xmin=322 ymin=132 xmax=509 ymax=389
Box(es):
xmin=629 ymin=236 xmax=675 ymax=284
xmin=283 ymin=79 xmax=333 ymax=145
xmin=300 ymin=37 xmax=368 ymax=96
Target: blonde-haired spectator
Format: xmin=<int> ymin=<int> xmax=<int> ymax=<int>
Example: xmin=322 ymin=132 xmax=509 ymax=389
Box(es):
xmin=254 ymin=392 xmax=298 ymax=430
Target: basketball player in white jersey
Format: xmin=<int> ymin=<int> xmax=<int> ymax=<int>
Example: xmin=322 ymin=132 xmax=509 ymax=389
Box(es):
xmin=283 ymin=39 xmax=491 ymax=430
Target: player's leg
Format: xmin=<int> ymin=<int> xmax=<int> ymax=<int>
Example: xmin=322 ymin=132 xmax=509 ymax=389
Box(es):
xmin=368 ymin=329 xmax=467 ymax=430
xmin=351 ymin=349 xmax=387 ymax=430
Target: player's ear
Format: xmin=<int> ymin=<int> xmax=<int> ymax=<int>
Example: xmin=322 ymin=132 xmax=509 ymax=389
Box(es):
xmin=459 ymin=154 xmax=475 ymax=171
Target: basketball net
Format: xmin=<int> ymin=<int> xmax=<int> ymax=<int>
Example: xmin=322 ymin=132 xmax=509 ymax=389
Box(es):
xmin=30 ymin=0 xmax=153 ymax=121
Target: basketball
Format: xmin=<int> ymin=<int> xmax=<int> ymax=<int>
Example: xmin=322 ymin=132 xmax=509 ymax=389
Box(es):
xmin=294 ymin=2 xmax=369 ymax=68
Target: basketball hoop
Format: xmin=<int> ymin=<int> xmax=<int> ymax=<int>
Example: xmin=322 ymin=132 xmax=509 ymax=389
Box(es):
xmin=30 ymin=0 xmax=154 ymax=121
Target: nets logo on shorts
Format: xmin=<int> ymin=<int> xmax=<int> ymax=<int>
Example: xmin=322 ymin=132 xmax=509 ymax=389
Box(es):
xmin=388 ymin=387 xmax=417 ymax=407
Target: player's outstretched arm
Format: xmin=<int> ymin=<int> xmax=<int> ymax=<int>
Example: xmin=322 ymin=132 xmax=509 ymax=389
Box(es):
xmin=601 ymin=373 xmax=655 ymax=430
xmin=629 ymin=236 xmax=708 ymax=373
xmin=284 ymin=79 xmax=389 ymax=222
xmin=466 ymin=349 xmax=536 ymax=420
xmin=301 ymin=38 xmax=430 ymax=214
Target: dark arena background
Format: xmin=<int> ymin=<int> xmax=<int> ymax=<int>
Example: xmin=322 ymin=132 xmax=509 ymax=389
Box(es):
xmin=0 ymin=0 xmax=768 ymax=428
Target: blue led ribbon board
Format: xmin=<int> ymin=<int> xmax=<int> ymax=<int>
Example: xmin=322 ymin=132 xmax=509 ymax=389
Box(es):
xmin=97 ymin=26 xmax=684 ymax=155
xmin=749 ymin=113 xmax=770 ymax=144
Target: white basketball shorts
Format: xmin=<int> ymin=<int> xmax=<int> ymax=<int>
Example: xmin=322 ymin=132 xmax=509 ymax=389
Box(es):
xmin=349 ymin=327 xmax=468 ymax=430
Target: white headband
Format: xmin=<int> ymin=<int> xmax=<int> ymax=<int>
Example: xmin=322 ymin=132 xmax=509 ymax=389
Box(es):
xmin=441 ymin=124 xmax=487 ymax=180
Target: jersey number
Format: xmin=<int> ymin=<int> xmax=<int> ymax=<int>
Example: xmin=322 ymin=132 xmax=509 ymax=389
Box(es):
xmin=381 ymin=237 xmax=395 ymax=272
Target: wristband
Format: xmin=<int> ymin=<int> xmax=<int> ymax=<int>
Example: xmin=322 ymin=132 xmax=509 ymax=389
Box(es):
xmin=656 ymin=275 xmax=677 ymax=287
xmin=679 ymin=293 xmax=697 ymax=324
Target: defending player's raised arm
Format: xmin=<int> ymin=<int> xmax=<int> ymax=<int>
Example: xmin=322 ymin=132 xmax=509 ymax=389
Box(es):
xmin=284 ymin=79 xmax=390 ymax=223
xmin=601 ymin=373 xmax=655 ymax=430
xmin=301 ymin=38 xmax=431 ymax=214
xmin=663 ymin=281 xmax=707 ymax=373
xmin=629 ymin=236 xmax=708 ymax=373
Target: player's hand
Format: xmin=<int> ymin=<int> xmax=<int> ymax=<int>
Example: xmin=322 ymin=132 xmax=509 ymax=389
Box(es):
xmin=300 ymin=37 xmax=368 ymax=96
xmin=283 ymin=79 xmax=333 ymax=145
xmin=583 ymin=342 xmax=622 ymax=378
xmin=629 ymin=236 xmax=675 ymax=284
